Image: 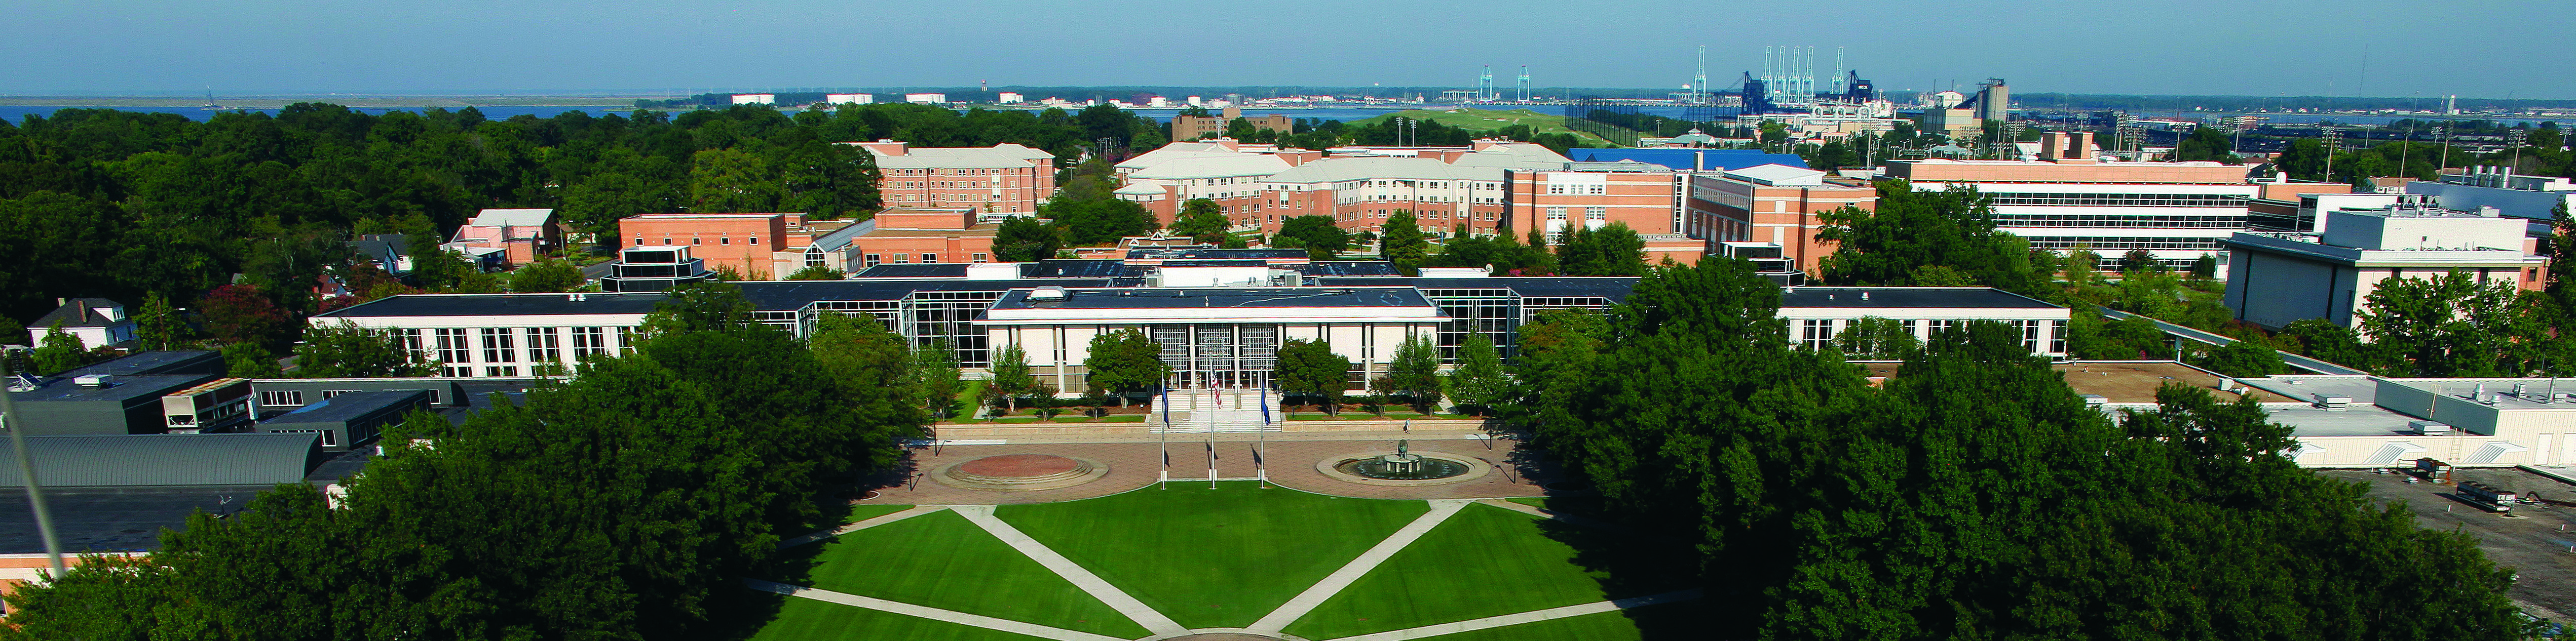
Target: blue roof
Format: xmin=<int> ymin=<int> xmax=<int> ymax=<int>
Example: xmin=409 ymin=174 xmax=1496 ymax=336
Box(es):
xmin=1563 ymin=149 xmax=1808 ymax=172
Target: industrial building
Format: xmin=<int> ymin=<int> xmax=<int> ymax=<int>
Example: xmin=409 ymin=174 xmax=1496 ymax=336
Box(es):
xmin=2222 ymin=203 xmax=2546 ymax=329
xmin=253 ymin=389 xmax=429 ymax=451
xmin=0 ymin=434 xmax=325 ymax=488
xmin=2224 ymin=375 xmax=2576 ymax=469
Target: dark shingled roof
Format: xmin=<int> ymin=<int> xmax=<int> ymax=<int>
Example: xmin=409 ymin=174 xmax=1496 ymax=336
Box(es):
xmin=990 ymin=287 xmax=1435 ymax=310
xmin=1776 ymin=287 xmax=2061 ymax=309
xmin=32 ymin=298 xmax=126 ymax=329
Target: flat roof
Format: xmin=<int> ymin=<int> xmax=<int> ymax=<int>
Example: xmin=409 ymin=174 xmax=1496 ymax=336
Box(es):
xmin=855 ymin=264 xmax=972 ymax=278
xmin=1125 ymin=248 xmax=1309 ymax=260
xmin=20 ymin=375 xmax=216 ymax=404
xmin=2262 ymin=405 xmax=2426 ymax=437
xmin=264 ymin=390 xmax=428 ymax=425
xmin=316 ymin=292 xmax=671 ymax=318
xmin=2238 ymin=375 xmax=2381 ymax=405
xmin=59 ymin=351 xmax=219 ymax=378
xmin=2054 ymin=362 xmax=2296 ymax=404
xmin=1311 ymin=277 xmax=1640 ymax=301
xmin=989 ymin=287 xmax=1435 ymax=310
xmin=1779 ymin=287 xmax=2060 ymax=309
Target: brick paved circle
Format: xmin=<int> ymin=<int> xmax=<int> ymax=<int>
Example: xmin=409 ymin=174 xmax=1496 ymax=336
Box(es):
xmin=956 ymin=454 xmax=1081 ymax=478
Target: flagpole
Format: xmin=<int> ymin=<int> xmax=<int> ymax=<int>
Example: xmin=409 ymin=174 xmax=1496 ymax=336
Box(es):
xmin=1257 ymin=375 xmax=1269 ymax=487
xmin=1158 ymin=381 xmax=1169 ymax=490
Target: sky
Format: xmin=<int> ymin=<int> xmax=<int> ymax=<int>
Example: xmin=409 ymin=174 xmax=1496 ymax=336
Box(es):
xmin=4 ymin=0 xmax=2570 ymax=99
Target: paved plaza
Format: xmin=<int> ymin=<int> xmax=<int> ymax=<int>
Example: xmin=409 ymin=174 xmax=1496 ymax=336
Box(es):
xmin=861 ymin=428 xmax=1556 ymax=505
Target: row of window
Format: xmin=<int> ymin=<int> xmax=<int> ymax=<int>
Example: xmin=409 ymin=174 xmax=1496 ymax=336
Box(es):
xmin=861 ymin=253 xmax=989 ymax=267
xmin=419 ymin=327 xmax=633 ymax=367
xmin=888 ymin=167 xmax=1028 ymax=175
xmin=1986 ymin=192 xmax=2250 ymax=208
xmin=1795 ymin=318 xmax=2069 ymax=354
xmin=2024 ymin=236 xmax=2226 ymax=251
xmin=636 ymin=235 xmax=759 ymax=247
xmin=1544 ymin=207 xmax=1609 ymax=220
xmin=258 ymin=388 xmax=444 ymax=407
xmin=1991 ymin=214 xmax=2249 ymax=228
xmin=1545 ymin=183 xmax=1609 ymax=195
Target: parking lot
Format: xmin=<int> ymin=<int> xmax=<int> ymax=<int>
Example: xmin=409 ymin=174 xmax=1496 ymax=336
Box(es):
xmin=2325 ymin=468 xmax=2576 ymax=623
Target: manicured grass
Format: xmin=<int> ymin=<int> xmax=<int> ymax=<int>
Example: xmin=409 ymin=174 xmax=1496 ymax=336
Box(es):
xmin=1097 ymin=415 xmax=1146 ymax=423
xmin=1412 ymin=609 xmax=1647 ymax=641
xmin=1280 ymin=503 xmax=1693 ymax=639
xmin=991 ymin=417 xmax=1040 ymax=424
xmin=827 ymin=503 xmax=915 ymax=528
xmin=997 ymin=482 xmax=1429 ymax=629
xmin=1507 ymin=497 xmax=1549 ymax=510
xmin=747 ymin=597 xmax=1059 ymax=641
xmin=1351 ymin=108 xmax=1619 ymax=146
xmin=794 ymin=509 xmax=1151 ymax=639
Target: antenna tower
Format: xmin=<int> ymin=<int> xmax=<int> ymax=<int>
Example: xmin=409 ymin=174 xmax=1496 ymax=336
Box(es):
xmin=1516 ymin=66 xmax=1531 ymax=102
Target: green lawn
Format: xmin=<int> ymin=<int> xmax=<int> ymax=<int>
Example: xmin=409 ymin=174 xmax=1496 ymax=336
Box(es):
xmin=822 ymin=503 xmax=915 ymax=529
xmin=1507 ymin=497 xmax=1549 ymax=510
xmin=997 ymin=482 xmax=1429 ymax=629
xmin=1280 ymin=503 xmax=1691 ymax=640
xmin=1352 ymin=108 xmax=1618 ymax=146
xmin=1413 ymin=609 xmax=1649 ymax=641
xmin=747 ymin=597 xmax=1057 ymax=641
xmin=793 ymin=510 xmax=1151 ymax=639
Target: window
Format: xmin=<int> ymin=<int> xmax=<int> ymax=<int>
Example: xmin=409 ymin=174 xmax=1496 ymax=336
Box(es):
xmin=720 ymin=236 xmax=730 ymax=245
xmin=322 ymin=390 xmax=357 ymax=399
xmin=525 ymin=327 xmax=560 ymax=362
xmin=479 ymin=328 xmax=517 ymax=363
xmin=892 ymin=254 xmax=909 ymax=264
xmin=692 ymin=237 xmax=701 ymax=245
xmin=2049 ymin=319 xmax=2069 ymax=354
xmin=484 ymin=366 xmax=518 ymax=377
xmin=259 ymin=390 xmax=304 ymax=407
xmin=571 ymin=327 xmax=608 ymax=358
xmin=921 ymin=253 xmax=939 ymax=264
xmin=748 ymin=236 xmax=759 ymax=246
xmin=1546 ymin=207 xmax=1568 ymax=220
xmin=972 ymin=253 xmax=988 ymax=263
xmin=864 ymin=254 xmax=882 ymax=267
xmin=435 ymin=328 xmax=471 ymax=363
xmin=398 ymin=329 xmax=426 ymax=360
xmin=1800 ymin=319 xmax=1837 ymax=350
xmin=616 ymin=327 xmax=637 ymax=354
xmin=634 ymin=237 xmax=644 ymax=247
xmin=1585 ymin=207 xmax=1607 ymax=221
xmin=442 ymin=366 xmax=472 ymax=378
xmin=806 ymin=248 xmax=825 ymax=267
xmin=321 ymin=430 xmax=337 ymax=447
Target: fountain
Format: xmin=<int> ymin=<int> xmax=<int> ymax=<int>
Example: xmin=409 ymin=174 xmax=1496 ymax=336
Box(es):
xmin=1338 ymin=440 xmax=1468 ymax=480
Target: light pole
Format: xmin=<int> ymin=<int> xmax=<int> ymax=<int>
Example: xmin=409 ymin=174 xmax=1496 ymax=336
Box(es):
xmin=0 ymin=361 xmax=66 ymax=578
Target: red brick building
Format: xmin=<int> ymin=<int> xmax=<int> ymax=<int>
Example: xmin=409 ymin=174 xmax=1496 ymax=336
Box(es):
xmin=853 ymin=141 xmax=1056 ymax=215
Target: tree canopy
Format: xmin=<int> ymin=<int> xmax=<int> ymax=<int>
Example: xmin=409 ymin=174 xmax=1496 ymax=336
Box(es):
xmin=1815 ymin=180 xmax=2045 ymax=293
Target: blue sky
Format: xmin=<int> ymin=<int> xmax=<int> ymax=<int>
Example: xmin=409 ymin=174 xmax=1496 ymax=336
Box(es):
xmin=4 ymin=0 xmax=2568 ymax=98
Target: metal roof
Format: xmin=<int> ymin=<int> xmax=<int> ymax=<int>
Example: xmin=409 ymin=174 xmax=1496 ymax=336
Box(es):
xmin=467 ymin=208 xmax=555 ymax=228
xmin=854 ymin=264 xmax=971 ymax=278
xmin=263 ymin=390 xmax=429 ymax=425
xmin=17 ymin=375 xmax=214 ymax=404
xmin=867 ymin=144 xmax=1054 ymax=170
xmin=1776 ymin=287 xmax=2061 ymax=309
xmin=1565 ymin=149 xmax=1809 ymax=172
xmin=0 ymin=434 xmax=323 ymax=488
xmin=989 ymin=287 xmax=1436 ymax=310
xmin=59 ymin=351 xmax=220 ymax=378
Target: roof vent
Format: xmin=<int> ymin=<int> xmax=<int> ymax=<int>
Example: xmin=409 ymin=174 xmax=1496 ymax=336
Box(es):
xmin=73 ymin=374 xmax=113 ymax=388
xmin=1861 ymin=291 xmax=1871 ymax=301
xmin=1029 ymin=287 xmax=1068 ymax=301
xmin=2312 ymin=393 xmax=2352 ymax=410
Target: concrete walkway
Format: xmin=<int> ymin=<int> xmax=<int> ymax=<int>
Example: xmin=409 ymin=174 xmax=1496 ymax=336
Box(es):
xmin=1317 ymin=589 xmax=1705 ymax=641
xmin=952 ymin=505 xmax=1190 ymax=637
xmin=1247 ymin=499 xmax=1472 ymax=633
xmin=1472 ymin=498 xmax=1623 ymax=531
xmin=743 ymin=579 xmax=1129 ymax=641
xmin=779 ymin=505 xmax=950 ymax=548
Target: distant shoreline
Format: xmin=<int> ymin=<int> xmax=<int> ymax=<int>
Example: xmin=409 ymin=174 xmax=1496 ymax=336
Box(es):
xmin=0 ymin=96 xmax=647 ymax=109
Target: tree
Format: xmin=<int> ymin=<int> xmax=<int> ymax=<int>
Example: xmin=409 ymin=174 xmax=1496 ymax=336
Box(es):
xmin=689 ymin=148 xmax=782 ymax=212
xmin=2120 ymin=248 xmax=2162 ymax=273
xmin=1275 ymin=338 xmax=1351 ymax=413
xmin=199 ymin=284 xmax=290 ymax=347
xmin=30 ymin=322 xmax=91 ymax=374
xmin=1553 ymin=222 xmax=1647 ymax=276
xmin=987 ymin=342 xmax=1037 ymax=412
xmin=784 ymin=265 xmax=845 ymax=281
xmin=1380 ymin=334 xmax=1443 ymax=413
xmin=805 ymin=311 xmax=926 ymax=430
xmin=221 ymin=341 xmax=281 ymax=378
xmin=136 ymin=291 xmax=182 ymax=350
xmin=1445 ymin=333 xmax=1509 ymax=416
xmin=1834 ymin=316 xmax=1920 ymax=359
xmin=1379 ymin=211 xmax=1428 ymax=274
xmin=2188 ymin=253 xmax=2219 ymax=279
xmin=2358 ymin=270 xmax=2523 ymax=377
xmin=1047 ymin=198 xmax=1159 ymax=246
xmin=507 ymin=258 xmax=588 ymax=293
xmin=1275 ymin=215 xmax=1349 ymax=259
xmin=2281 ymin=317 xmax=2376 ymax=370
xmin=910 ymin=337 xmax=963 ymax=419
xmin=993 ymin=215 xmax=1059 ymax=262
xmin=2067 ymin=311 xmax=2169 ymax=360
xmin=1170 ymin=198 xmax=1230 ymax=244
xmin=293 ymin=321 xmax=435 ymax=378
xmin=2191 ymin=339 xmax=2287 ymax=377
xmin=2064 ymin=248 xmax=2102 ymax=283
xmin=1082 ymin=329 xmax=1165 ymax=406
xmin=2173 ymin=126 xmax=2238 ymax=163
xmin=1815 ymin=180 xmax=2042 ymax=293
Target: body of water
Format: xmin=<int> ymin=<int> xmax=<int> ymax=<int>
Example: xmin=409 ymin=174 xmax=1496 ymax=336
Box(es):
xmin=0 ymin=103 xmax=1622 ymax=126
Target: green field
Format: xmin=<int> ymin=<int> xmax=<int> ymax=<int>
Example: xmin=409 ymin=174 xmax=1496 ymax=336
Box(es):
xmin=1002 ymin=483 xmax=1427 ymax=629
xmin=798 ymin=510 xmax=1151 ymax=638
xmin=745 ymin=484 xmax=1693 ymax=640
xmin=1351 ymin=108 xmax=1618 ymax=147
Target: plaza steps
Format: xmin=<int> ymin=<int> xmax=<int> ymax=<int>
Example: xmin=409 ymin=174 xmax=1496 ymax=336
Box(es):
xmin=1148 ymin=389 xmax=1283 ymax=433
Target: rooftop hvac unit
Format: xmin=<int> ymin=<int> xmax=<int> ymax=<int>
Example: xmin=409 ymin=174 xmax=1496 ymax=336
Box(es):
xmin=1028 ymin=287 xmax=1068 ymax=301
xmin=73 ymin=374 xmax=113 ymax=388
xmin=2408 ymin=421 xmax=2451 ymax=435
xmin=2080 ymin=394 xmax=2109 ymax=408
xmin=2312 ymin=394 xmax=2352 ymax=410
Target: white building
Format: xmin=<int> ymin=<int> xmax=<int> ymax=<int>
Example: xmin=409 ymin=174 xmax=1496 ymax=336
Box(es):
xmin=2404 ymin=166 xmax=2576 ymax=223
xmin=824 ymin=93 xmax=874 ymax=105
xmin=1884 ymin=138 xmax=2282 ymax=271
xmin=1777 ymin=287 xmax=2071 ymax=357
xmin=308 ymin=256 xmax=2069 ymax=388
xmin=2221 ymin=205 xmax=2544 ymax=330
xmin=30 ymin=298 xmax=135 ymax=350
xmin=996 ymin=92 xmax=1024 ymax=104
xmin=731 ymin=94 xmax=775 ymax=105
xmin=904 ymin=93 xmax=948 ymax=104
xmin=2231 ymin=375 xmax=2576 ymax=468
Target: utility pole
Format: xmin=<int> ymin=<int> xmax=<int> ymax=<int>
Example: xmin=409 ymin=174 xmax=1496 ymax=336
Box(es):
xmin=2433 ymin=125 xmax=2449 ymax=172
xmin=0 ymin=363 xmax=66 ymax=577
xmin=2323 ymin=126 xmax=2340 ymax=183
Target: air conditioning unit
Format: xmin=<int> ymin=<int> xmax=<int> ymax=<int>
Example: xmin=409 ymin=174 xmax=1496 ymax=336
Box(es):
xmin=2312 ymin=394 xmax=2352 ymax=410
xmin=73 ymin=375 xmax=113 ymax=388
xmin=2408 ymin=421 xmax=2451 ymax=435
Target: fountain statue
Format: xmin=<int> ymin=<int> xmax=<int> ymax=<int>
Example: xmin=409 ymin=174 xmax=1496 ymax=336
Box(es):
xmin=1341 ymin=438 xmax=1464 ymax=480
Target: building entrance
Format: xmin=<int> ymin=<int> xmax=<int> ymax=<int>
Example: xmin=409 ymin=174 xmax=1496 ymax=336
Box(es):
xmin=1151 ymin=324 xmax=1278 ymax=389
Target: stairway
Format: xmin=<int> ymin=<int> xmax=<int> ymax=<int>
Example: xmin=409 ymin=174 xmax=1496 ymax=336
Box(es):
xmin=1147 ymin=388 xmax=1283 ymax=432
